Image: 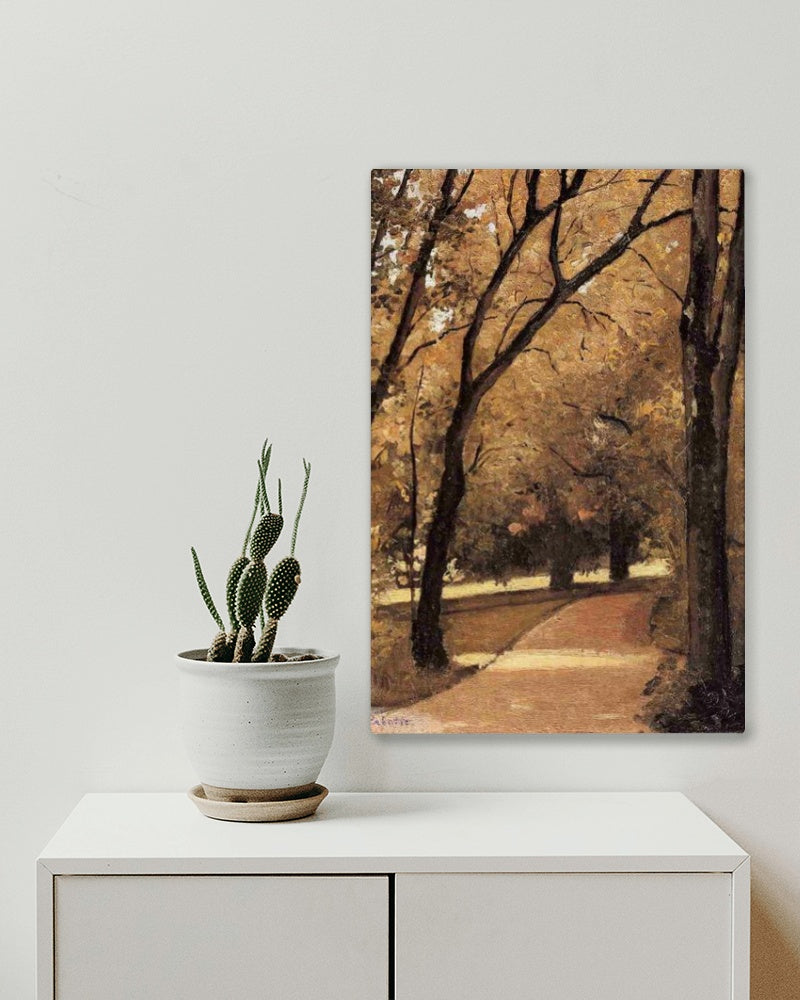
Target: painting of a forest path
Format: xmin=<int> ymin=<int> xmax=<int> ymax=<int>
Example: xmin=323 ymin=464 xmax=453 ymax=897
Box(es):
xmin=371 ymin=169 xmax=744 ymax=734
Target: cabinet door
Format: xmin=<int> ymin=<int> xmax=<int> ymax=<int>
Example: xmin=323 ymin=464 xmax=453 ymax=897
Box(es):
xmin=396 ymin=873 xmax=731 ymax=1000
xmin=55 ymin=875 xmax=388 ymax=1000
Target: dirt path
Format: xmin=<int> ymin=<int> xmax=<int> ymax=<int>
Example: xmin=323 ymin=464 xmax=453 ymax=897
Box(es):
xmin=372 ymin=590 xmax=660 ymax=734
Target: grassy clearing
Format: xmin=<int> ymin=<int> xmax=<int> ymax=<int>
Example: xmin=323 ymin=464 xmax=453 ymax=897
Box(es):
xmin=372 ymin=594 xmax=572 ymax=709
xmin=376 ymin=559 xmax=671 ymax=607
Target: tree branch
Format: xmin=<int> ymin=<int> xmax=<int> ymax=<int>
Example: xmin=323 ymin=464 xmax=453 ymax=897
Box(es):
xmin=524 ymin=170 xmax=541 ymax=217
xmin=467 ymin=434 xmax=484 ymax=475
xmin=407 ymin=301 xmax=436 ymax=335
xmin=630 ymin=170 xmax=672 ymax=229
xmin=474 ymin=170 xmax=690 ymax=398
xmin=640 ymin=207 xmax=692 ymax=234
xmin=627 ymin=247 xmax=683 ymax=304
xmin=400 ymin=321 xmax=475 ymax=371
xmin=596 ymin=412 xmax=633 ymax=435
xmin=526 ymin=346 xmax=559 ymax=374
xmin=578 ymin=169 xmax=624 ymax=195
xmin=489 ymin=197 xmax=505 ymax=259
xmin=371 ymin=169 xmax=411 ymax=272
xmin=450 ymin=170 xmax=475 ymax=212
xmin=474 ymin=446 xmax=504 ymax=472
xmin=548 ymin=171 xmax=567 ymax=290
xmin=566 ymin=169 xmax=589 ymax=196
xmin=505 ymin=170 xmax=519 ymax=237
xmin=563 ymin=299 xmax=634 ymax=351
xmin=372 ymin=169 xmax=459 ymax=421
xmin=494 ymin=297 xmax=548 ymax=358
xmin=713 ymin=173 xmax=745 ymax=402
xmin=548 ymin=445 xmax=609 ymax=480
xmin=458 ymin=173 xmax=569 ymax=388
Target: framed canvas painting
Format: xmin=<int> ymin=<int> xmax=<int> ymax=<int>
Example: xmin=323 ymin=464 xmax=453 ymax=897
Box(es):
xmin=371 ymin=169 xmax=744 ymax=734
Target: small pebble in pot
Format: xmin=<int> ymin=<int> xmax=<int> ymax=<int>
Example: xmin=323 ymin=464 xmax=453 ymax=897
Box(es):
xmin=288 ymin=653 xmax=321 ymax=661
xmin=269 ymin=653 xmax=289 ymax=662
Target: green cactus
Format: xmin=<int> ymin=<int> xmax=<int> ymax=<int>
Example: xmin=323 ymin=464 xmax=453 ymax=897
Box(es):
xmin=233 ymin=625 xmax=255 ymax=663
xmin=252 ymin=560 xmax=299 ymax=662
xmin=225 ymin=556 xmax=249 ymax=631
xmin=266 ymin=556 xmax=301 ymax=619
xmin=218 ymin=443 xmax=280 ymax=657
xmin=191 ymin=548 xmax=225 ymax=632
xmin=190 ymin=443 xmax=312 ymax=664
xmin=208 ymin=631 xmax=229 ymax=662
xmin=252 ymin=618 xmax=278 ymax=663
xmin=251 ymin=461 xmax=311 ymax=662
xmin=235 ymin=561 xmax=268 ymax=628
xmin=290 ymin=460 xmax=310 ymax=556
xmin=250 ymin=513 xmax=283 ymax=561
xmin=241 ymin=441 xmax=272 ymax=548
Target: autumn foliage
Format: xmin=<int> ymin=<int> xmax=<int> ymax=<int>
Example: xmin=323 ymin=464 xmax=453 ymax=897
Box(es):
xmin=371 ymin=169 xmax=744 ymax=732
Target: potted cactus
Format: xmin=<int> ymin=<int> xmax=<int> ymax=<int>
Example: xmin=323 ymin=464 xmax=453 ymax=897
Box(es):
xmin=176 ymin=439 xmax=338 ymax=819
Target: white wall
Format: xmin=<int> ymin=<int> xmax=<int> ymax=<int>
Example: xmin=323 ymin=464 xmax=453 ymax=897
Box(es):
xmin=1 ymin=1 xmax=797 ymax=996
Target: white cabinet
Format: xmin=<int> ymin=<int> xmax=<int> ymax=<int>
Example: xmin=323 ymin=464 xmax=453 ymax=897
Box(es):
xmin=54 ymin=875 xmax=388 ymax=1000
xmin=396 ymin=873 xmax=732 ymax=1000
xmin=37 ymin=792 xmax=749 ymax=1000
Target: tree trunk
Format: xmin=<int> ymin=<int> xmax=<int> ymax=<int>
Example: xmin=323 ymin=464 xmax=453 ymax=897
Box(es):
xmin=609 ymin=509 xmax=635 ymax=582
xmin=548 ymin=515 xmax=577 ymax=589
xmin=683 ymin=346 xmax=733 ymax=687
xmin=679 ymin=169 xmax=744 ymax=692
xmin=411 ymin=405 xmax=473 ymax=671
xmin=549 ymin=557 xmax=575 ymax=590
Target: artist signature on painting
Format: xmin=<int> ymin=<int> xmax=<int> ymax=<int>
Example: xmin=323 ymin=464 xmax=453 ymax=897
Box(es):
xmin=371 ymin=713 xmax=413 ymax=729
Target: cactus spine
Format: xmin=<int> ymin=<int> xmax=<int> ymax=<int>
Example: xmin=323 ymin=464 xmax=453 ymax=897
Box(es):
xmin=190 ymin=444 xmax=313 ymax=664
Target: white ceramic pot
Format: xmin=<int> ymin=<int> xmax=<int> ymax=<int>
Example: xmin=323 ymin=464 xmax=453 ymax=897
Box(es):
xmin=176 ymin=647 xmax=338 ymax=802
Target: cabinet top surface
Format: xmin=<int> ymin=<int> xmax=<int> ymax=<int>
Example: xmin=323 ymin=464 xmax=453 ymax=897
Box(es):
xmin=38 ymin=792 xmax=747 ymax=875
